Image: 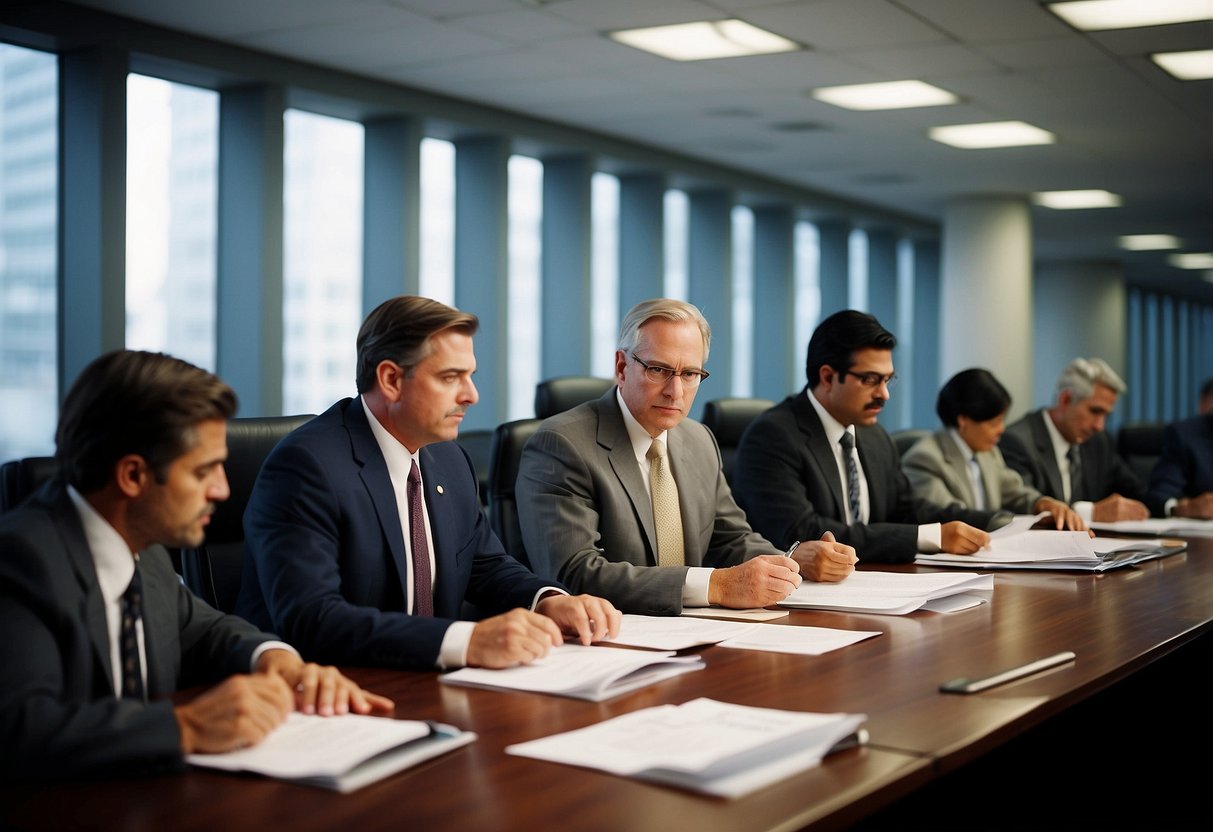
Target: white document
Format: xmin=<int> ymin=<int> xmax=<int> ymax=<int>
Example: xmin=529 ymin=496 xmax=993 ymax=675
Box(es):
xmin=681 ymin=606 xmax=790 ymax=622
xmin=186 ymin=713 xmax=475 ymax=793
xmin=779 ymin=570 xmax=993 ymax=614
xmin=1090 ymin=517 xmax=1213 ymax=539
xmin=608 ymin=614 xmax=763 ymax=650
xmin=506 ymin=697 xmax=867 ymax=799
xmin=715 ymin=624 xmax=880 ymax=655
xmin=918 ymin=533 xmax=1186 ymax=571
xmin=439 ymin=643 xmax=704 ymax=701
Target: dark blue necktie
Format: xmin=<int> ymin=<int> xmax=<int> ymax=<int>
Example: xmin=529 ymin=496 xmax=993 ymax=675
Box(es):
xmin=839 ymin=431 xmax=862 ymax=524
xmin=119 ymin=568 xmax=145 ymax=700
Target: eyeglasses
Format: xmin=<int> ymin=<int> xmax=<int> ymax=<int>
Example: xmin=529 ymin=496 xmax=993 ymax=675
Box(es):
xmin=840 ymin=370 xmax=897 ymax=389
xmin=630 ymin=354 xmax=710 ymax=388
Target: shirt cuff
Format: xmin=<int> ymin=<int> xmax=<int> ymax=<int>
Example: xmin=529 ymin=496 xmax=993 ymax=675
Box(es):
xmin=682 ymin=566 xmax=712 ymax=607
xmin=530 ymin=586 xmax=568 ymax=610
xmin=1164 ymin=497 xmax=1178 ymax=517
xmin=1073 ymin=501 xmax=1094 ymax=522
xmin=437 ymin=621 xmax=476 ymax=669
xmin=250 ymin=641 xmax=298 ymax=673
xmin=917 ymin=523 xmax=942 ymax=553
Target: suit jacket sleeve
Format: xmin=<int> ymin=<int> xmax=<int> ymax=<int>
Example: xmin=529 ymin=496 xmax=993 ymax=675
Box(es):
xmin=998 ymin=421 xmax=1049 ymax=495
xmin=901 ymin=434 xmax=969 ymax=509
xmin=1146 ymin=418 xmax=1213 ymax=515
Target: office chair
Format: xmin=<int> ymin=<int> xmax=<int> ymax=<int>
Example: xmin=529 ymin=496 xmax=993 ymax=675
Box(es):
xmin=534 ymin=375 xmax=614 ymax=419
xmin=454 ymin=428 xmax=494 ymax=510
xmin=177 ymin=414 xmax=314 ymax=612
xmin=699 ymin=397 xmax=774 ymax=484
xmin=487 ymin=418 xmax=542 ymax=567
xmin=1117 ymin=421 xmax=1165 ymax=484
xmin=0 ymin=456 xmax=58 ymax=514
xmin=891 ymin=428 xmax=932 ymax=460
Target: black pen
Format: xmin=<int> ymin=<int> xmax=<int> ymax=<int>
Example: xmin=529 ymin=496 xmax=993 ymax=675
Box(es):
xmin=784 ymin=540 xmax=801 ymax=558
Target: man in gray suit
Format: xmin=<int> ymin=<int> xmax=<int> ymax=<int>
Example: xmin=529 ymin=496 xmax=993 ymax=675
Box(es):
xmin=0 ymin=350 xmax=390 ymax=781
xmin=516 ymin=298 xmax=856 ymax=616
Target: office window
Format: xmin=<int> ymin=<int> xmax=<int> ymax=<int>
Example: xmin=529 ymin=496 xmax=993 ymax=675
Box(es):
xmin=848 ymin=228 xmax=868 ymax=311
xmin=282 ymin=110 xmax=363 ymax=415
xmin=0 ymin=44 xmax=58 ymax=460
xmin=590 ymin=172 xmax=619 ymax=377
xmin=793 ymin=220 xmax=821 ymax=374
xmin=731 ymin=205 xmax=753 ymax=396
xmin=126 ymin=74 xmax=218 ymax=371
xmin=663 ymin=189 xmax=688 ymax=300
xmin=419 ymin=137 xmax=455 ymax=305
xmin=508 ymin=155 xmax=542 ymax=419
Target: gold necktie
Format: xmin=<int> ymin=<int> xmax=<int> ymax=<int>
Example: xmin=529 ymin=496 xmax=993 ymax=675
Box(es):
xmin=647 ymin=438 xmax=684 ymax=567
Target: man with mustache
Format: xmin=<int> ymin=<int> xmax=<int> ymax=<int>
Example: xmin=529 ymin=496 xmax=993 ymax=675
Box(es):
xmin=732 ymin=310 xmax=998 ymax=563
xmin=238 ymin=296 xmax=620 ymax=671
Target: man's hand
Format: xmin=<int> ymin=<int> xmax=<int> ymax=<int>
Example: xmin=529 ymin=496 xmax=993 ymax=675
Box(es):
xmin=467 ymin=608 xmax=565 ymax=668
xmin=708 ymin=555 xmax=801 ymax=608
xmin=940 ymin=521 xmax=991 ymax=554
xmin=256 ymin=649 xmax=395 ymax=716
xmin=794 ymin=531 xmax=857 ymax=582
xmin=535 ymin=593 xmax=623 ymax=645
xmin=1034 ymin=497 xmax=1088 ymax=531
xmin=1174 ymin=492 xmax=1213 ymax=519
xmin=1091 ymin=493 xmax=1149 ymax=522
xmin=173 ymin=673 xmax=293 ymax=754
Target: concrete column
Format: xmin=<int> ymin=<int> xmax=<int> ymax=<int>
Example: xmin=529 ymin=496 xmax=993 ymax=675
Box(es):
xmin=363 ymin=117 xmax=421 ymax=308
xmin=618 ymin=173 xmax=665 ymax=312
xmin=816 ymin=218 xmax=850 ymax=318
xmin=687 ymin=188 xmax=732 ymax=407
xmin=751 ymin=205 xmax=795 ymax=400
xmin=540 ymin=154 xmax=592 ymax=377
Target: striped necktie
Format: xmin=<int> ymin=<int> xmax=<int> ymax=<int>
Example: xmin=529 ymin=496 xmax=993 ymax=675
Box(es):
xmin=839 ymin=431 xmax=862 ymax=524
xmin=647 ymin=438 xmax=685 ymax=567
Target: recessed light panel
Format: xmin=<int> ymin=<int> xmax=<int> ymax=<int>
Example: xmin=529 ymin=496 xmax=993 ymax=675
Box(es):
xmin=811 ymin=80 xmax=958 ymax=111
xmin=608 ymin=20 xmax=799 ymax=61
xmin=1048 ymin=0 xmax=1213 ymax=30
xmin=1169 ymin=252 xmax=1213 ymax=269
xmin=1119 ymin=234 xmax=1181 ymax=250
xmin=929 ymin=121 xmax=1055 ymax=149
xmin=1032 ymin=190 xmax=1123 ymax=209
xmin=1152 ymin=49 xmax=1213 ymax=79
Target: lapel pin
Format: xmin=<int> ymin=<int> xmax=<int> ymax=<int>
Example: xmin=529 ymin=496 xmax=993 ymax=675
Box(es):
xmin=436 ymin=485 xmax=445 ymax=495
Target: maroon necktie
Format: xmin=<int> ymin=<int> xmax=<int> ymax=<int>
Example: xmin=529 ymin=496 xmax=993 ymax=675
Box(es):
xmin=119 ymin=568 xmax=145 ymax=699
xmin=407 ymin=460 xmax=434 ymax=616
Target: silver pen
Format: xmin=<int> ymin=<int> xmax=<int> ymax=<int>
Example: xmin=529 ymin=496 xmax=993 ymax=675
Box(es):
xmin=784 ymin=540 xmax=801 ymax=557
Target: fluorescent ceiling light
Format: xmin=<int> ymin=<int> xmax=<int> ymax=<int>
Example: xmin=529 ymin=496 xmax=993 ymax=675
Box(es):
xmin=1048 ymin=0 xmax=1213 ymax=30
xmin=1033 ymin=190 xmax=1122 ymax=209
xmin=608 ymin=19 xmax=799 ymax=61
xmin=1119 ymin=234 xmax=1181 ymax=250
xmin=1152 ymin=49 xmax=1213 ymax=79
xmin=928 ymin=121 xmax=1055 ymax=149
xmin=811 ymin=80 xmax=958 ymax=111
xmin=1169 ymin=252 xmax=1213 ymax=269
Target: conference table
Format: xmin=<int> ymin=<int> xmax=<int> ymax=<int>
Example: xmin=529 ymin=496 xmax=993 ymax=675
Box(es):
xmin=4 ymin=536 xmax=1211 ymax=831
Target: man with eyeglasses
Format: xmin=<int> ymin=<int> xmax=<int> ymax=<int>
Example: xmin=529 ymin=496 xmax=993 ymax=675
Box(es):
xmin=733 ymin=309 xmax=1001 ymax=564
xmin=516 ymin=298 xmax=857 ymax=616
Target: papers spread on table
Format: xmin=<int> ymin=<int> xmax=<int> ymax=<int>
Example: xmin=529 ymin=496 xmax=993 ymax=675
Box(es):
xmin=681 ymin=606 xmax=789 ymax=622
xmin=1090 ymin=517 xmax=1213 ymax=539
xmin=439 ymin=643 xmax=704 ymax=701
xmin=609 ymin=613 xmax=880 ymax=655
xmin=506 ymin=697 xmax=867 ymax=799
xmin=778 ymin=570 xmax=993 ymax=615
xmin=917 ymin=519 xmax=1187 ymax=571
xmin=186 ymin=713 xmax=475 ymax=793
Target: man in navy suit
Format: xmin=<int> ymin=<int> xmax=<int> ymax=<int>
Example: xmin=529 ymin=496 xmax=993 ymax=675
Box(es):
xmin=237 ymin=296 xmax=620 ymax=670
xmin=1147 ymin=414 xmax=1213 ymax=519
xmin=0 ymin=350 xmax=390 ymax=781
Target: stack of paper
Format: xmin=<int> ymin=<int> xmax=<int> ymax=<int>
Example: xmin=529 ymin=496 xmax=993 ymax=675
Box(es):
xmin=186 ymin=713 xmax=475 ymax=793
xmin=778 ymin=571 xmax=993 ymax=615
xmin=1090 ymin=517 xmax=1213 ymax=539
xmin=609 ymin=614 xmax=880 ymax=655
xmin=439 ymin=643 xmax=704 ymax=701
xmin=917 ymin=524 xmax=1187 ymax=571
xmin=506 ymin=697 xmax=867 ymax=798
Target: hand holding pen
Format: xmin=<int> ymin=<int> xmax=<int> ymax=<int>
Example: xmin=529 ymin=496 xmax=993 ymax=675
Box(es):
xmin=785 ymin=531 xmax=858 ymax=583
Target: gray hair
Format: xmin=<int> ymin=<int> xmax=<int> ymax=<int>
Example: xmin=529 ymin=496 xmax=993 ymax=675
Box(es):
xmin=1056 ymin=357 xmax=1127 ymax=401
xmin=617 ymin=298 xmax=712 ymax=362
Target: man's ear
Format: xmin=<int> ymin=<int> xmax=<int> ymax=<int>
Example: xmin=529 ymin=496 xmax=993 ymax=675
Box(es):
xmin=114 ymin=455 xmax=147 ymax=498
xmin=375 ymin=360 xmax=406 ymax=402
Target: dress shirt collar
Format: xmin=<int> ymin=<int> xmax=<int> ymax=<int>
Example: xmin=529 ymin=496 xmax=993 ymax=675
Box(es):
xmin=805 ymin=387 xmax=853 ymax=449
xmin=947 ymin=428 xmax=976 ymax=463
xmin=361 ymin=395 xmax=422 ymax=478
xmin=1041 ymin=409 xmax=1075 ymax=466
xmin=616 ymin=387 xmax=669 ymax=475
xmin=67 ymin=483 xmax=137 ymax=605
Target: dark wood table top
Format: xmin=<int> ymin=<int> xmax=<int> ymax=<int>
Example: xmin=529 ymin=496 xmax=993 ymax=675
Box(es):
xmin=4 ymin=537 xmax=1210 ymax=832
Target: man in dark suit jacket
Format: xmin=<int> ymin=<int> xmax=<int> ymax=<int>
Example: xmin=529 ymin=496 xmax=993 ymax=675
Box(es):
xmin=237 ymin=296 xmax=620 ymax=670
xmin=0 ymin=350 xmax=389 ymax=781
xmin=1147 ymin=414 xmax=1213 ymax=519
xmin=733 ymin=310 xmax=998 ymax=564
xmin=1000 ymin=357 xmax=1148 ymax=523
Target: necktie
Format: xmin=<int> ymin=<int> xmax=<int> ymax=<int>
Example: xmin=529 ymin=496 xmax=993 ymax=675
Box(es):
xmin=119 ymin=568 xmax=145 ymax=700
xmin=1067 ymin=445 xmax=1083 ymax=503
xmin=647 ymin=439 xmax=685 ymax=567
xmin=839 ymin=431 xmax=862 ymax=524
xmin=968 ymin=458 xmax=986 ymax=510
xmin=407 ymin=460 xmax=434 ymax=616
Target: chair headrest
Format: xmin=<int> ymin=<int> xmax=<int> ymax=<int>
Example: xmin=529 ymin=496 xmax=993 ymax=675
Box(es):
xmin=700 ymin=398 xmax=774 ymax=445
xmin=489 ymin=419 xmax=542 ymax=498
xmin=534 ymin=376 xmax=615 ymax=419
xmin=1118 ymin=422 xmax=1164 ymax=455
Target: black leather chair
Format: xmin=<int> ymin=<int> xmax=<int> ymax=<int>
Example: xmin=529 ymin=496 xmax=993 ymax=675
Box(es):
xmin=534 ymin=375 xmax=614 ymax=419
xmin=891 ymin=428 xmax=932 ymax=460
xmin=1117 ymin=421 xmax=1165 ymax=484
xmin=177 ymin=414 xmax=314 ymax=612
xmin=487 ymin=418 xmax=542 ymax=567
xmin=454 ymin=428 xmax=494 ymax=510
xmin=699 ymin=397 xmax=774 ymax=484
xmin=0 ymin=455 xmax=58 ymax=514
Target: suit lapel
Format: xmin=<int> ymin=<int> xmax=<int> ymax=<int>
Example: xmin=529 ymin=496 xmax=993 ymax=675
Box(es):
xmin=939 ymin=433 xmax=978 ymax=506
xmin=345 ymin=401 xmax=409 ymax=604
xmin=795 ymin=395 xmax=847 ymax=516
xmin=596 ymin=394 xmax=658 ymax=557
xmin=139 ymin=551 xmax=176 ymax=698
xmin=1031 ymin=411 xmax=1065 ymax=498
xmin=51 ymin=491 xmax=116 ymax=695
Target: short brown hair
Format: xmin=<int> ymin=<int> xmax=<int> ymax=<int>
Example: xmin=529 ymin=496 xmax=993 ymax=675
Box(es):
xmin=355 ymin=296 xmax=479 ymax=393
xmin=56 ymin=350 xmax=238 ymax=492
